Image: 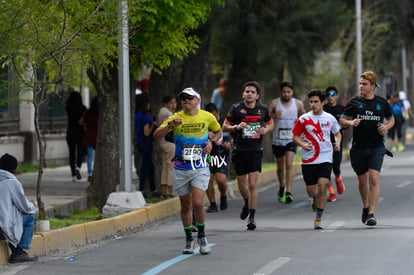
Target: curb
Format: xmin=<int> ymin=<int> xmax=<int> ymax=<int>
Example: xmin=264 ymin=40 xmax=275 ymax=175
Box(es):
xmin=0 ymin=164 xmax=297 ymax=265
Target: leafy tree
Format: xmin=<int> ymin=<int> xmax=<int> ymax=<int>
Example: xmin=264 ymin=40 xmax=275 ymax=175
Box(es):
xmin=1 ymin=0 xmax=222 ymax=211
xmin=85 ymin=0 xmax=224 ymax=209
xmin=0 ymin=0 xmax=110 ymax=219
xmin=208 ymin=0 xmax=349 ymax=115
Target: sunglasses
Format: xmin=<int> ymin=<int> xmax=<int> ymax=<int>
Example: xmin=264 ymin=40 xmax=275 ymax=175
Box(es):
xmin=327 ymin=91 xmax=337 ymax=97
xmin=180 ymin=94 xmax=195 ymax=100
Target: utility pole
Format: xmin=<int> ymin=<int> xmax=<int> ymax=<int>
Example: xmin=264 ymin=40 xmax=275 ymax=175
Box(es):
xmin=401 ymin=42 xmax=408 ymax=93
xmin=118 ymin=0 xmax=132 ymax=192
xmin=356 ymin=0 xmax=362 ymax=93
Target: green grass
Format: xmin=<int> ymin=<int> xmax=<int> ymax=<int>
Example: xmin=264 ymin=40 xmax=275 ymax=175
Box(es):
xmin=18 ymin=163 xmax=59 ymax=174
xmin=49 ymin=207 xmax=102 ymax=230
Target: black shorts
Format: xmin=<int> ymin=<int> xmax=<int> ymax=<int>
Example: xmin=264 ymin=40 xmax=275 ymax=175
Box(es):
xmin=232 ymin=150 xmax=263 ymax=176
xmin=272 ymin=143 xmax=298 ymax=158
xmin=350 ymin=145 xmax=386 ymax=175
xmin=301 ymin=162 xmax=332 ymax=186
xmin=209 ymin=154 xmax=229 ymax=175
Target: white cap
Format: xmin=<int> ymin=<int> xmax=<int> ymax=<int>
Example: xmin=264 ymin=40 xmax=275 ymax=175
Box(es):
xmin=179 ymin=87 xmax=201 ymax=99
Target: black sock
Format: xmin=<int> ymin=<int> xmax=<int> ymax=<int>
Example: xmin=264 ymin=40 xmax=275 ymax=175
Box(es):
xmin=249 ymin=209 xmax=256 ymax=219
xmin=244 ymin=198 xmax=248 ymax=208
xmin=316 ymin=208 xmax=324 ymax=218
xmin=184 ymin=226 xmax=193 ymax=240
xmin=197 ymin=223 xmax=205 ymax=238
xmin=210 ymin=202 xmax=217 ymax=208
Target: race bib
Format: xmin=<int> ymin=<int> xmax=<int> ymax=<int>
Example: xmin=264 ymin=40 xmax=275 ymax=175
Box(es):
xmin=242 ymin=123 xmax=260 ymax=138
xmin=278 ymin=128 xmax=293 ymax=140
xmin=182 ymin=144 xmax=202 ymax=161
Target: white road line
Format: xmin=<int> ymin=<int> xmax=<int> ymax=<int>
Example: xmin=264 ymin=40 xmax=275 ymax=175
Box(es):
xmin=396 ymin=180 xmax=412 ymax=188
xmin=253 ymin=257 xmax=290 ymax=275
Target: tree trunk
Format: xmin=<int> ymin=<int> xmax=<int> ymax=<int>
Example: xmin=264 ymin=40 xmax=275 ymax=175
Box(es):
xmin=34 ymin=101 xmax=47 ymax=220
xmin=179 ymin=33 xmax=212 ymax=101
xmin=86 ymin=63 xmax=121 ymax=210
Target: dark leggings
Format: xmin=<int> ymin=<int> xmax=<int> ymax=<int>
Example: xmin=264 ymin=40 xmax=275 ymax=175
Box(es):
xmin=66 ymin=130 xmax=84 ymax=176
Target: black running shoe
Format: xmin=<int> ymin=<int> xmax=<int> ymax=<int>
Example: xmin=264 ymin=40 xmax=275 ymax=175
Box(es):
xmin=220 ymin=196 xmax=228 ymax=210
xmin=365 ymin=214 xmax=377 ymax=226
xmin=361 ymin=208 xmax=369 ymax=224
xmin=207 ymin=204 xmax=219 ymax=213
xmin=285 ymin=192 xmax=294 ymax=204
xmin=240 ymin=206 xmax=249 ymax=220
xmin=246 ymin=218 xmax=256 ymax=230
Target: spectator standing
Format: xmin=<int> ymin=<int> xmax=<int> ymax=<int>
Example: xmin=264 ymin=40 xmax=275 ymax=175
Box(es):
xmin=399 ymin=91 xmax=412 ymax=149
xmin=65 ymin=91 xmax=86 ymax=182
xmin=292 ymin=89 xmax=341 ymax=229
xmin=135 ymin=95 xmax=159 ymax=197
xmin=210 ymin=78 xmax=228 ymax=112
xmin=387 ymin=92 xmax=405 ymax=152
xmin=340 ymin=71 xmax=394 ymax=226
xmin=222 ymin=81 xmax=274 ymax=230
xmin=323 ymin=86 xmax=346 ymax=202
xmin=134 ymin=78 xmax=150 ymax=179
xmin=80 ymin=97 xmax=99 ymax=182
xmin=153 ymin=87 xmax=221 ymax=255
xmin=269 ymin=82 xmax=305 ymax=204
xmin=205 ymin=103 xmax=231 ymax=212
xmin=155 ymin=95 xmax=177 ymax=197
xmin=0 ymin=153 xmax=38 ymax=263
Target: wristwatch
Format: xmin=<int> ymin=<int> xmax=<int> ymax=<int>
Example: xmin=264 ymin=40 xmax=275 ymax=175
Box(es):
xmin=233 ymin=124 xmax=238 ymax=130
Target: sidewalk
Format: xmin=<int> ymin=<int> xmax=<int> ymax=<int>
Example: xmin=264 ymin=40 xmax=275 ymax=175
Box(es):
xmin=18 ymin=165 xmax=141 ymax=218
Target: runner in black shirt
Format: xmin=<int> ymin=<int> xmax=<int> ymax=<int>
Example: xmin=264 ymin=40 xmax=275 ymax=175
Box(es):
xmin=222 ymin=81 xmax=274 ymax=230
xmin=323 ymin=86 xmax=346 ymax=202
xmin=340 ymin=71 xmax=394 ymax=226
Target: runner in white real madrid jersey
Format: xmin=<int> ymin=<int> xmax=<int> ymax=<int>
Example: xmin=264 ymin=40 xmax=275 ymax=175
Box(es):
xmin=153 ymin=88 xmax=221 ymax=255
xmin=269 ymin=82 xmax=305 ymax=204
xmin=292 ymin=89 xmax=341 ymax=229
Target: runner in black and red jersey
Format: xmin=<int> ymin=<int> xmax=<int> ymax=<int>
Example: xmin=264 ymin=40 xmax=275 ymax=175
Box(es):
xmin=222 ymin=81 xmax=274 ymax=230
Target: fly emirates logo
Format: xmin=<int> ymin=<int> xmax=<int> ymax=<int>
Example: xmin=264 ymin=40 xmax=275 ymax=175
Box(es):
xmin=357 ymin=110 xmax=380 ymax=121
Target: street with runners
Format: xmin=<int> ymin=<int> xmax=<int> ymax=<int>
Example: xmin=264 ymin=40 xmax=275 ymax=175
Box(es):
xmin=3 ymin=140 xmax=414 ymax=274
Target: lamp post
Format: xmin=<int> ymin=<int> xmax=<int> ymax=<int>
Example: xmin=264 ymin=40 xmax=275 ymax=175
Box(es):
xmin=356 ymin=0 xmax=362 ymax=92
xmin=118 ymin=0 xmax=132 ymax=192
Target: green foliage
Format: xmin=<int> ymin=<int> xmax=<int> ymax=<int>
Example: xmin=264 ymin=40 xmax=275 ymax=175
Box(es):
xmin=210 ymin=0 xmax=349 ymax=86
xmin=128 ymin=0 xmax=223 ymax=71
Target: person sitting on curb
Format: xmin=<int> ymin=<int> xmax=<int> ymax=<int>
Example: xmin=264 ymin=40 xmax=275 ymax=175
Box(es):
xmin=0 ymin=153 xmax=38 ymax=263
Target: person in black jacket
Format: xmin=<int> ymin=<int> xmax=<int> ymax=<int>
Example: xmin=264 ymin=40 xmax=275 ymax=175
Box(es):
xmin=65 ymin=91 xmax=86 ymax=182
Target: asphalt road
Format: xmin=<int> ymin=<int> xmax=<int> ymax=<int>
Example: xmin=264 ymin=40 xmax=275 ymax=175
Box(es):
xmin=5 ymin=143 xmax=414 ymax=275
